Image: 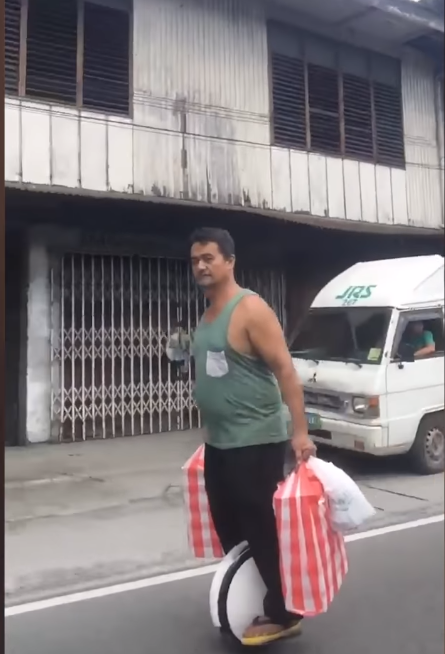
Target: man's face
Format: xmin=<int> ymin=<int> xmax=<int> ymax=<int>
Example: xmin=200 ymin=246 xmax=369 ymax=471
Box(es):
xmin=410 ymin=321 xmax=424 ymax=336
xmin=190 ymin=241 xmax=234 ymax=288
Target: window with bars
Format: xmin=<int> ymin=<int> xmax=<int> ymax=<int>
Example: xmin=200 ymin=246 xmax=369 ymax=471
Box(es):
xmin=269 ymin=24 xmax=405 ymax=169
xmin=5 ymin=0 xmax=131 ymax=116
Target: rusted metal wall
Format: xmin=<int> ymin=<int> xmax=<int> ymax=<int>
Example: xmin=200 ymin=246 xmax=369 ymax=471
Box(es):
xmin=133 ymin=0 xmax=269 ymax=140
xmin=131 ymin=0 xmax=271 ymax=206
xmin=402 ymin=50 xmax=444 ymax=228
xmin=436 ymin=75 xmax=445 ymax=216
xmin=5 ymin=0 xmax=444 ymax=231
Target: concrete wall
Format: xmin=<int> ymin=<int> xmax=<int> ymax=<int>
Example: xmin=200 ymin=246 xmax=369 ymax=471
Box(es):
xmin=4 ymin=0 xmax=444 ymax=230
xmin=25 ymin=232 xmax=52 ymax=444
xmin=5 ymin=233 xmax=27 ymax=446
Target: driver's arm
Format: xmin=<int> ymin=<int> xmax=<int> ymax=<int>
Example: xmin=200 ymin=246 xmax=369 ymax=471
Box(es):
xmin=414 ymin=330 xmax=436 ymax=358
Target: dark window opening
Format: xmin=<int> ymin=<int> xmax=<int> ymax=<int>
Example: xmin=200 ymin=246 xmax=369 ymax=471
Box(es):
xmin=271 ymin=52 xmax=306 ymax=150
xmin=5 ymin=0 xmax=22 ymax=94
xmin=270 ymin=25 xmax=405 ymax=169
xmin=26 ymin=0 xmax=78 ymax=104
xmin=308 ymin=64 xmax=340 ymax=155
xmin=343 ymin=74 xmax=373 ymax=161
xmin=5 ymin=0 xmax=131 ymax=116
xmin=394 ymin=313 xmax=445 ymax=359
xmin=374 ymin=82 xmax=405 ymax=168
xmin=83 ymin=2 xmax=130 ymax=115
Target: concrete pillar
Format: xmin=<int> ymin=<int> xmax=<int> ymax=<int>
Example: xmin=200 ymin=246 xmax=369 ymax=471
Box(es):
xmin=26 ymin=233 xmax=52 ymax=443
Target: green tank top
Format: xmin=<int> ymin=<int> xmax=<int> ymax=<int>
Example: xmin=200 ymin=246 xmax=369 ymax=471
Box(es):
xmin=192 ymin=289 xmax=287 ymax=449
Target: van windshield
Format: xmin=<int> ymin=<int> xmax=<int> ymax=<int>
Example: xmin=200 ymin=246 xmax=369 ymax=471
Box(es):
xmin=290 ymin=307 xmax=391 ymax=366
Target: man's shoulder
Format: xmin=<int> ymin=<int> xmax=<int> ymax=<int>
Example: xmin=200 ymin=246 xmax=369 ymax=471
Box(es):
xmin=237 ymin=293 xmax=276 ymax=322
xmin=238 ymin=292 xmax=269 ymax=311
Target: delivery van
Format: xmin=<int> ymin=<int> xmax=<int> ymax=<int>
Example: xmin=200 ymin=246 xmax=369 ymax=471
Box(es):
xmin=290 ymin=255 xmax=444 ymax=474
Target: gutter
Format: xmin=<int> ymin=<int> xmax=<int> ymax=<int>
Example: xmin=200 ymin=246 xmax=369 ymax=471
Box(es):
xmin=353 ymin=0 xmax=444 ymax=32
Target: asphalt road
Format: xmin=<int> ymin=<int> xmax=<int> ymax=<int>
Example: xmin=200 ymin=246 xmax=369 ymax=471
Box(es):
xmin=6 ymin=521 xmax=444 ymax=654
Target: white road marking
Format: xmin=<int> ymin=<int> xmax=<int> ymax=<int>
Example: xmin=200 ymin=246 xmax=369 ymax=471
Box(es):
xmin=345 ymin=514 xmax=444 ymax=542
xmin=5 ymin=513 xmax=443 ymax=618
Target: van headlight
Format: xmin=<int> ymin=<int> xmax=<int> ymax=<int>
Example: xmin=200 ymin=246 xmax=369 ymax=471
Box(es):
xmin=352 ymin=396 xmax=380 ymax=418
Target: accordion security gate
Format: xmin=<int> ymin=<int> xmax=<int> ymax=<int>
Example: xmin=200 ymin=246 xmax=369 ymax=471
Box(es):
xmin=50 ymin=254 xmax=286 ymax=442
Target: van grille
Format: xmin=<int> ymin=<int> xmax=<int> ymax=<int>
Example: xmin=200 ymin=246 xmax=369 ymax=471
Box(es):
xmin=304 ymin=390 xmax=343 ymax=411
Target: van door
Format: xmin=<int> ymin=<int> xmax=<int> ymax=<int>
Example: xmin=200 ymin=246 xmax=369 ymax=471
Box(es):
xmin=385 ymin=308 xmax=444 ymax=451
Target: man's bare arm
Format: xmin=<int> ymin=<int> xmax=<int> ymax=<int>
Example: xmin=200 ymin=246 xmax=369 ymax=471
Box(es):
xmin=244 ymin=296 xmax=315 ymax=459
xmin=414 ymin=344 xmax=435 ymax=358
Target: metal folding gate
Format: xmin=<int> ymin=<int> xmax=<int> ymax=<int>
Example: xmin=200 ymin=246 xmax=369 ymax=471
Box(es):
xmin=50 ymin=254 xmax=286 ymax=441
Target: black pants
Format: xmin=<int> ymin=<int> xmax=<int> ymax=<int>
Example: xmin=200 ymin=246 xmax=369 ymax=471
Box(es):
xmin=204 ymin=442 xmax=300 ymax=626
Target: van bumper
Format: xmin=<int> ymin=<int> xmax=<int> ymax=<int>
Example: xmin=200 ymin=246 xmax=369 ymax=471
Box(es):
xmin=306 ymin=416 xmax=391 ymax=455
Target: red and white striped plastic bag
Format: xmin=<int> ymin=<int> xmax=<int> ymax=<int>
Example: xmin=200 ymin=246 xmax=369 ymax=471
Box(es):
xmin=182 ymin=445 xmax=224 ymax=559
xmin=274 ymin=462 xmax=348 ymax=617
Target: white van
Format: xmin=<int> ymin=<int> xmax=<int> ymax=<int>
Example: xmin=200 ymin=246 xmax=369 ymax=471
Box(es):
xmin=291 ymin=255 xmax=444 ymax=474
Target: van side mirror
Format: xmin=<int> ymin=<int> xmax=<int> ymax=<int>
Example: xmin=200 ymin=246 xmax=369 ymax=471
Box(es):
xmin=397 ymin=343 xmax=415 ymax=363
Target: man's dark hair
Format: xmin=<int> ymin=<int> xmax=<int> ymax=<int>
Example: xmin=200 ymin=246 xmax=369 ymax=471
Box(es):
xmin=189 ymin=227 xmax=235 ymax=259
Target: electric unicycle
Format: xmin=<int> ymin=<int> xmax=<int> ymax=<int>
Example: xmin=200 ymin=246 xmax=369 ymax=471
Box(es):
xmin=209 ymin=542 xmax=267 ymax=644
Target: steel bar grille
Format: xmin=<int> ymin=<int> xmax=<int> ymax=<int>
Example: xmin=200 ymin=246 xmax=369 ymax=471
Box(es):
xmin=51 ymin=254 xmax=286 ymax=441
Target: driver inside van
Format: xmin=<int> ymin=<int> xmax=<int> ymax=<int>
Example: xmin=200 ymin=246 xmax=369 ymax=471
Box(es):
xmin=402 ymin=321 xmax=436 ymax=358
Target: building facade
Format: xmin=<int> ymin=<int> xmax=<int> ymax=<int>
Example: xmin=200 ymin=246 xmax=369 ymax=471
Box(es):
xmin=5 ymin=0 xmax=444 ymax=445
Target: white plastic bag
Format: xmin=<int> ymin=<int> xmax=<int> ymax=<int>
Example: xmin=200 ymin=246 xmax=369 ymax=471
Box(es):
xmin=306 ymin=457 xmax=376 ymax=533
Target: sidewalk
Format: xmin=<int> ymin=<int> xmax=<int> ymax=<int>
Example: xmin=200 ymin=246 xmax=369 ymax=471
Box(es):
xmin=5 ymin=429 xmax=203 ymax=606
xmin=6 ymin=429 xmax=202 ymax=522
xmin=5 ymin=432 xmax=444 ymax=606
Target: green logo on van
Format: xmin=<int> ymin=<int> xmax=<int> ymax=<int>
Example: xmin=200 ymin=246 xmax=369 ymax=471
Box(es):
xmin=335 ymin=285 xmax=377 ymax=306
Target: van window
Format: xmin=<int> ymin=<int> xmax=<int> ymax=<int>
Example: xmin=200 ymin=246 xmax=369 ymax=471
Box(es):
xmin=392 ymin=310 xmax=444 ymax=360
xmin=291 ymin=307 xmax=392 ymax=365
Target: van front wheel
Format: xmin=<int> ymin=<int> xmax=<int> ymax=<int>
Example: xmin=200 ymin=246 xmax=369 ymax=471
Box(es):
xmin=409 ymin=413 xmax=445 ymax=475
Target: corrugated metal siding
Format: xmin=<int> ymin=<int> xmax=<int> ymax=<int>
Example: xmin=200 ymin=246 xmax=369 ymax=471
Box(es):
xmin=133 ymin=0 xmax=270 ymax=144
xmin=438 ymin=79 xmax=444 ymax=163
xmin=437 ymin=77 xmax=444 ymax=223
xmin=402 ymin=53 xmax=442 ymax=228
xmin=402 ymin=57 xmax=437 ymax=144
xmin=4 ymin=0 xmax=444 ymax=232
xmin=3 ymin=97 xmax=432 ymax=229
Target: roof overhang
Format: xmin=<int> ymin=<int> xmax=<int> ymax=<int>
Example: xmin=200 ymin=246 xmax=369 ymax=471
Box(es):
xmin=268 ymin=0 xmax=444 ymax=68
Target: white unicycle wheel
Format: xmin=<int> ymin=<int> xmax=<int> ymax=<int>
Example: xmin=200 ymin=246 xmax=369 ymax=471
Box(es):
xmin=209 ymin=542 xmax=267 ymax=642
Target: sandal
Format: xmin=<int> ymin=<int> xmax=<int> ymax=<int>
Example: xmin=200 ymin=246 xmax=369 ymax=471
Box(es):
xmin=241 ymin=615 xmax=302 ymax=647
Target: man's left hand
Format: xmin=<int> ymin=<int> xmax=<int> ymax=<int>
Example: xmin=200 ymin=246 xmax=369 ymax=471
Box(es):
xmin=292 ymin=433 xmax=317 ymax=465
